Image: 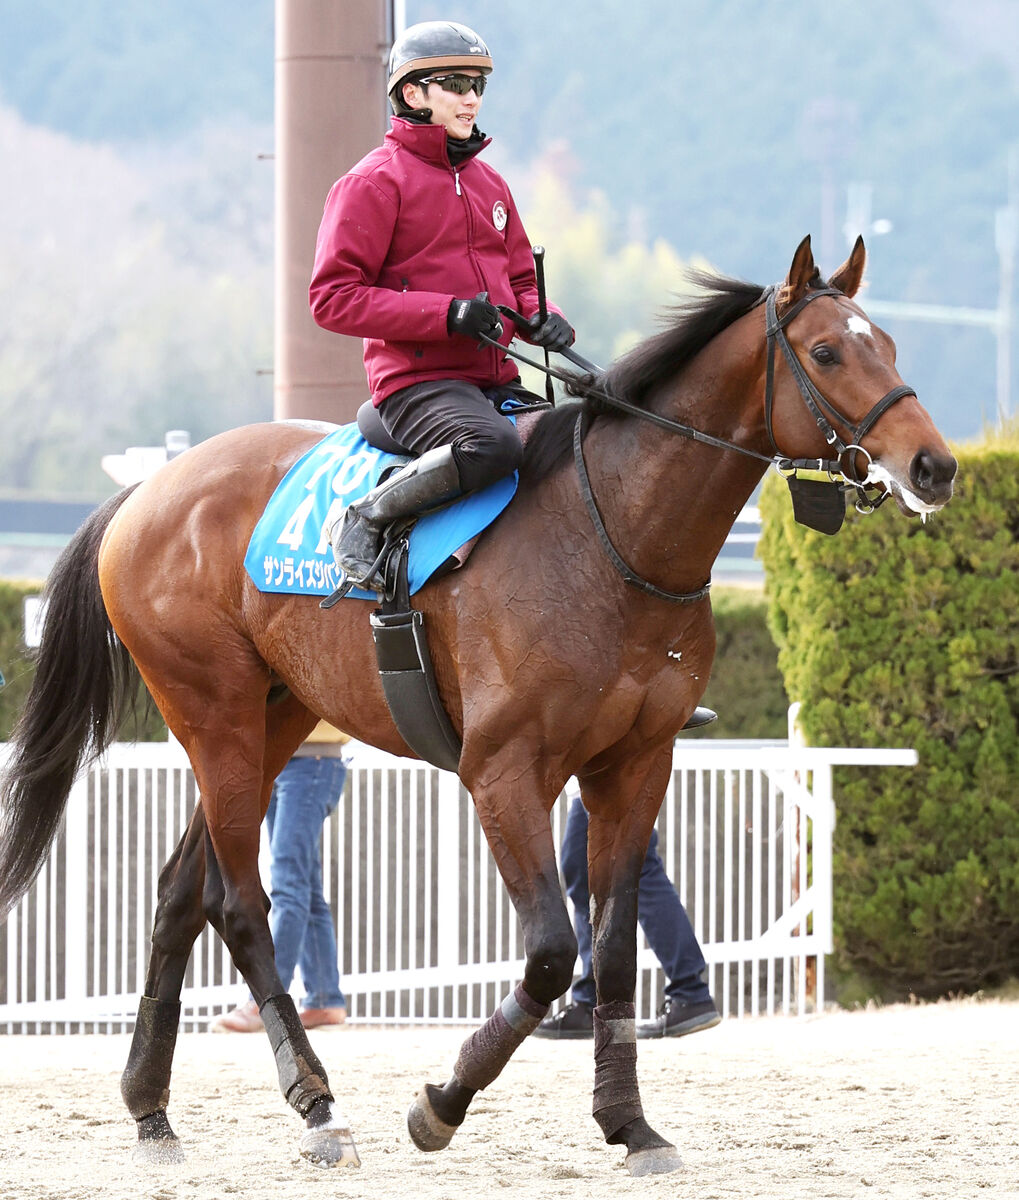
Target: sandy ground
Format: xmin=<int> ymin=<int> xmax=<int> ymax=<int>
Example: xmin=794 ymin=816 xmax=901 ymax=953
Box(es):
xmin=0 ymin=998 xmax=1016 ymax=1200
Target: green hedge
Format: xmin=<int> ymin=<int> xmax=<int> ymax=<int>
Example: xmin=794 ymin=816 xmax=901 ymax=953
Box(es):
xmin=700 ymin=587 xmax=788 ymax=740
xmin=0 ymin=580 xmax=39 ymax=742
xmin=758 ymin=437 xmax=1019 ymax=999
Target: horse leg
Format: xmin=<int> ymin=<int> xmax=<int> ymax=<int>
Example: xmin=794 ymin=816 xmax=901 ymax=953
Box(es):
xmin=120 ymin=806 xmax=211 ymax=1162
xmin=119 ymin=683 xmax=308 ymax=1160
xmin=180 ymin=689 xmax=358 ymax=1168
xmin=582 ymin=753 xmax=684 ymax=1177
xmin=407 ymin=777 xmax=577 ymax=1152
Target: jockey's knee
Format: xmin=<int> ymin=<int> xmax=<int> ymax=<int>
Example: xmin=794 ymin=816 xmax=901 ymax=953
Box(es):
xmin=452 ymin=423 xmax=523 ymax=492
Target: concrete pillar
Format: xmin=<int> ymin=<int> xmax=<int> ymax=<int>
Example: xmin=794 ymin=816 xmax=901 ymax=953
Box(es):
xmin=274 ymin=0 xmax=389 ymax=423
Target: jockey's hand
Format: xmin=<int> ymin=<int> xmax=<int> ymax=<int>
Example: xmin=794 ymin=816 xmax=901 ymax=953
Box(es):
xmin=526 ymin=312 xmax=575 ymax=352
xmin=447 ymin=296 xmax=504 ymax=342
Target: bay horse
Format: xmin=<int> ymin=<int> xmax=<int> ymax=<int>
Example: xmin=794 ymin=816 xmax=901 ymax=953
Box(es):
xmin=0 ymin=236 xmax=956 ymax=1177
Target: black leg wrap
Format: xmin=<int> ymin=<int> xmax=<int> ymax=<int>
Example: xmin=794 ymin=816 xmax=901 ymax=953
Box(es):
xmin=121 ymin=996 xmax=181 ymax=1120
xmin=260 ymin=994 xmax=334 ymax=1118
xmin=592 ymin=1001 xmax=644 ymax=1142
xmin=453 ymin=984 xmax=549 ymax=1092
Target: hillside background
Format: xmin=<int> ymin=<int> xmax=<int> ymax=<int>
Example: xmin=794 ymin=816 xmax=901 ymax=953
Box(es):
xmin=1 ymin=0 xmax=1017 ymax=497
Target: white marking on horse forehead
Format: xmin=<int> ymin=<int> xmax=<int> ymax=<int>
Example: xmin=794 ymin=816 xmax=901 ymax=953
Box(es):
xmin=847 ymin=314 xmax=873 ymax=338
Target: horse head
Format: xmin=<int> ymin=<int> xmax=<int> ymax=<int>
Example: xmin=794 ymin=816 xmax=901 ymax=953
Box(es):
xmin=768 ymin=235 xmax=957 ymax=518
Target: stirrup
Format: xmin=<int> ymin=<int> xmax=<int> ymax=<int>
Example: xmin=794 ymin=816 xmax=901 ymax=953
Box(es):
xmin=320 ymin=545 xmax=391 ymax=608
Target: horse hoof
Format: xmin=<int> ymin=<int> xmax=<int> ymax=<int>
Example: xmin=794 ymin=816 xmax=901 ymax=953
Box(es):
xmin=299 ymin=1124 xmax=361 ymax=1168
xmin=132 ymin=1137 xmax=185 ymax=1165
xmin=407 ymin=1086 xmax=458 ymax=1152
xmin=625 ymin=1144 xmax=684 ymax=1176
xmin=132 ymin=1111 xmax=185 ymax=1164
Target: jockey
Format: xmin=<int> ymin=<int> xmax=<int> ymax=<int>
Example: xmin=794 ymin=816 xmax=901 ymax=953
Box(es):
xmin=309 ymin=19 xmax=574 ymax=592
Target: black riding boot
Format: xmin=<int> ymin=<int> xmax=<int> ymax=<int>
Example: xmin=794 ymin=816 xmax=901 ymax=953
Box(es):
xmin=330 ymin=445 xmax=462 ymax=590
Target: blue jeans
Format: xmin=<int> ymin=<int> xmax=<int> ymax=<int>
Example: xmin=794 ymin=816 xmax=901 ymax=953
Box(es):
xmin=560 ymin=795 xmax=711 ymax=1008
xmin=265 ymin=755 xmax=347 ymax=1010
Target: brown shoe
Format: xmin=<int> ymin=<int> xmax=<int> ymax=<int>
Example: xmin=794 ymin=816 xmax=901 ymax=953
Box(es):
xmin=210 ymin=999 xmax=263 ymax=1033
xmin=299 ymin=1006 xmax=348 ymax=1029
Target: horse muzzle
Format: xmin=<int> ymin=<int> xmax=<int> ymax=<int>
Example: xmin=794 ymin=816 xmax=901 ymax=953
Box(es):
xmin=866 ymin=447 xmax=957 ymax=518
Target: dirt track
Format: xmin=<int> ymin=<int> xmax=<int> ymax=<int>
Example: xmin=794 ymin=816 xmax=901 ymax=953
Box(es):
xmin=0 ymin=998 xmax=1016 ymax=1200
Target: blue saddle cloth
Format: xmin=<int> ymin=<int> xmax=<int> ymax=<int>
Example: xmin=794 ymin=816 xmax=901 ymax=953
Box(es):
xmin=244 ymin=421 xmax=517 ymax=601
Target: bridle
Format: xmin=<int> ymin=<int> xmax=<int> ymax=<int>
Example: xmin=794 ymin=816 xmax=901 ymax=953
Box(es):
xmin=762 ymin=285 xmax=916 ymax=490
xmin=486 ymin=285 xmax=917 ymax=604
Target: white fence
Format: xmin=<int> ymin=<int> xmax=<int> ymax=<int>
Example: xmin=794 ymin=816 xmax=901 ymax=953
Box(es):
xmin=0 ymin=739 xmax=916 ymax=1033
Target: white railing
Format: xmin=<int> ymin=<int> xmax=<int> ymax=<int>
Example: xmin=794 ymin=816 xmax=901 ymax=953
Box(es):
xmin=0 ymin=739 xmax=917 ymax=1033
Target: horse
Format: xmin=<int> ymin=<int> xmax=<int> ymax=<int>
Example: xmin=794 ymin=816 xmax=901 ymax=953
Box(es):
xmin=0 ymin=236 xmax=956 ymax=1177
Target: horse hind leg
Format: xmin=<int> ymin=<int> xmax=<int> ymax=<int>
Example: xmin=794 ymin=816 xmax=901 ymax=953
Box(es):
xmin=121 ymin=807 xmax=210 ymax=1163
xmin=407 ymin=791 xmax=577 ymax=1152
xmin=248 ymin=692 xmax=360 ymax=1168
xmin=195 ymin=691 xmax=358 ymax=1168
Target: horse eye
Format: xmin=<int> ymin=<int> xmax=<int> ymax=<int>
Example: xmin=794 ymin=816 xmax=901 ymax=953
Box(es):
xmin=811 ymin=344 xmax=838 ymax=365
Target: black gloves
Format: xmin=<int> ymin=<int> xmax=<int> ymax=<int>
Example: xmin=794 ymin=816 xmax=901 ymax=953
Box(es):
xmin=447 ymin=296 xmax=503 ymax=341
xmin=447 ymin=295 xmax=575 ymax=354
xmin=526 ymin=312 xmax=575 ymax=352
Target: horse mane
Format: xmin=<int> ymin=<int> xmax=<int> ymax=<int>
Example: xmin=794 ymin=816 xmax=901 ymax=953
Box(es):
xmin=520 ymin=270 xmax=767 ymax=485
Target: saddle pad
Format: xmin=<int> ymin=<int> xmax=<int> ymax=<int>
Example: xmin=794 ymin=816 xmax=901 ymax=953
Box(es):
xmin=244 ymin=421 xmax=517 ymax=600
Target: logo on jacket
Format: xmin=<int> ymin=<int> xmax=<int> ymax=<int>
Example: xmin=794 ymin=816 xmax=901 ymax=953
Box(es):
xmin=492 ymin=200 xmax=508 ymax=232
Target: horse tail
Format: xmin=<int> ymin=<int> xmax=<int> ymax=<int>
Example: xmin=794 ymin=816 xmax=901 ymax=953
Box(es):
xmin=0 ymin=487 xmax=141 ymax=918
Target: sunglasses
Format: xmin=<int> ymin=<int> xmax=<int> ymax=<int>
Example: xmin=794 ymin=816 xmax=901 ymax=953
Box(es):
xmin=417 ymin=72 xmax=488 ymax=97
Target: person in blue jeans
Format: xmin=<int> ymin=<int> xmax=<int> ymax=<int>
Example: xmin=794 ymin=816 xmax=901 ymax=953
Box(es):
xmin=213 ymin=725 xmax=349 ymax=1032
xmin=534 ymin=793 xmax=720 ymax=1040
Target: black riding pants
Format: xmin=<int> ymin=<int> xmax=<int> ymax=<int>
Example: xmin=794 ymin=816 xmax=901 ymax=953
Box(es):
xmin=378 ymin=379 xmax=536 ymax=494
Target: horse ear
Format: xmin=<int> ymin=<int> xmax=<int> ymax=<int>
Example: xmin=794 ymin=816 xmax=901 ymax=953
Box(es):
xmin=777 ymin=235 xmax=816 ymax=314
xmin=829 ymin=235 xmax=867 ymax=298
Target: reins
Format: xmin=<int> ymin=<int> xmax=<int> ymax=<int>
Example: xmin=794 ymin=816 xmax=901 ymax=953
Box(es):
xmin=483 ymin=284 xmax=916 ymax=603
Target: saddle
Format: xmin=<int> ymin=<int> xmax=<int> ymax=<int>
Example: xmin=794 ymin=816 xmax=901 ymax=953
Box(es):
xmin=349 ymin=399 xmax=716 ymax=773
xmin=350 ymin=395 xmax=547 ymax=773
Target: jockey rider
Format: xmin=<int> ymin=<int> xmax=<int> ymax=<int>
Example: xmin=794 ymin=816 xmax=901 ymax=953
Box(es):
xmin=309 ymin=19 xmax=574 ymax=592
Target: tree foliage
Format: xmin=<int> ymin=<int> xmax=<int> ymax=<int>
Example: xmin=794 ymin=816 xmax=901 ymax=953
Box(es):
xmin=515 ymin=166 xmax=705 ymax=388
xmin=1 ymin=0 xmax=1016 ymax=493
xmin=0 ymin=108 xmax=273 ymax=495
xmin=758 ymin=435 xmax=1019 ymax=998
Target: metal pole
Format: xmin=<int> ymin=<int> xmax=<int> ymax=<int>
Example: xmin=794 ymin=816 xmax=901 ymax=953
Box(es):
xmin=274 ymin=0 xmax=389 ymax=423
xmin=997 ymin=209 xmax=1015 ymax=428
xmin=995 ymin=148 xmax=1018 ymax=428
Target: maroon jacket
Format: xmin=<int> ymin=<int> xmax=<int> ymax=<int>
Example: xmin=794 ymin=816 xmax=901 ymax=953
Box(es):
xmin=309 ymin=117 xmax=555 ymax=406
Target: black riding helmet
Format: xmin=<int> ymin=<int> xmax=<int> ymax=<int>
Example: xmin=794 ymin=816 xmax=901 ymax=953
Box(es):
xmin=387 ymin=21 xmax=493 ymax=114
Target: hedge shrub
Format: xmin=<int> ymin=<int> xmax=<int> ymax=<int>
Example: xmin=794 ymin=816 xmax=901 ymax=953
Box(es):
xmin=700 ymin=587 xmax=788 ymax=740
xmin=0 ymin=580 xmax=39 ymax=742
xmin=758 ymin=436 xmax=1019 ymax=999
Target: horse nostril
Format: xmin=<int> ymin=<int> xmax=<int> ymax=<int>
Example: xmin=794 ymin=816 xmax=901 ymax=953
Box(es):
xmin=910 ymin=449 xmax=957 ymax=497
xmin=910 ymin=450 xmax=936 ymax=494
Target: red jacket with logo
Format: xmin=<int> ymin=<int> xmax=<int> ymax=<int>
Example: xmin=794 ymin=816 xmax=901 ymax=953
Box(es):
xmin=309 ymin=117 xmax=554 ymax=406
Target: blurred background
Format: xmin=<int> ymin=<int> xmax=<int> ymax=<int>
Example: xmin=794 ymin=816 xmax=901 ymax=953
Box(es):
xmin=1 ymin=0 xmax=1016 ymax=501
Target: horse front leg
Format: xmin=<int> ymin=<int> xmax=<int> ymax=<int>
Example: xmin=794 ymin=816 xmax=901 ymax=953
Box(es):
xmin=583 ymin=754 xmax=684 ymax=1177
xmin=407 ymin=783 xmax=577 ymax=1152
